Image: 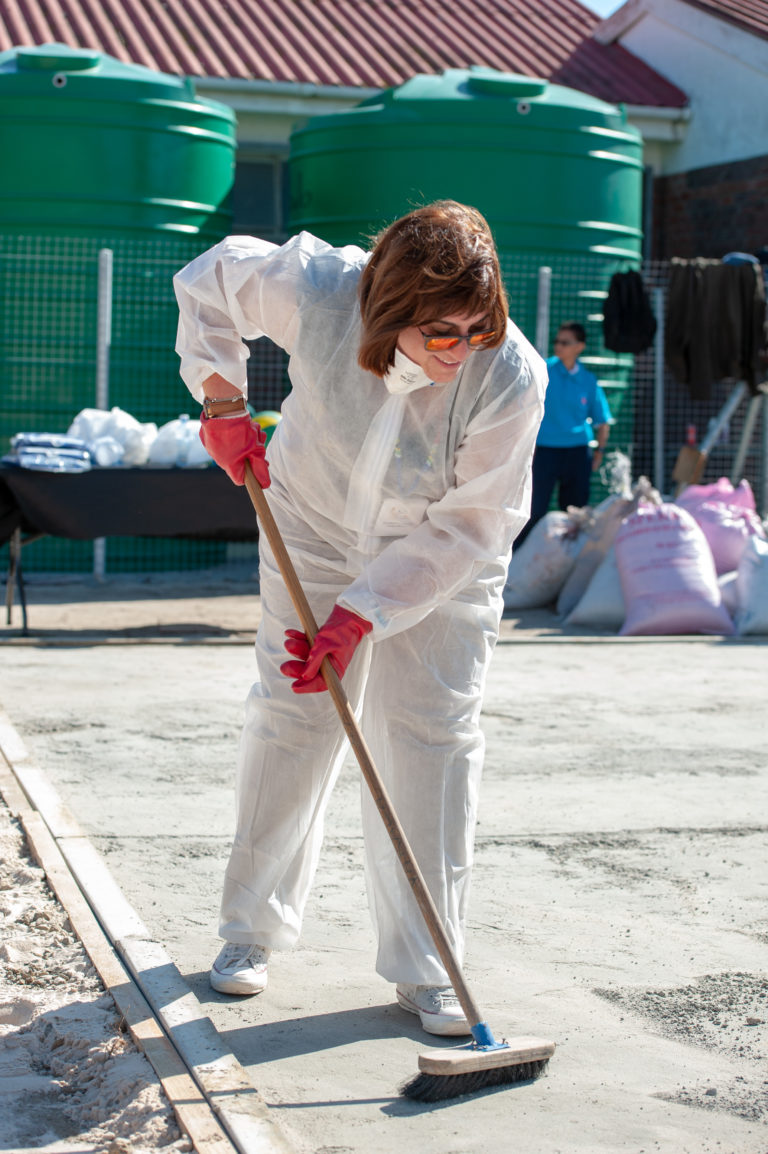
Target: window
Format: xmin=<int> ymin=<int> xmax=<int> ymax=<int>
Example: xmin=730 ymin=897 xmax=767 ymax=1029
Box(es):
xmin=231 ymin=156 xmax=289 ymax=239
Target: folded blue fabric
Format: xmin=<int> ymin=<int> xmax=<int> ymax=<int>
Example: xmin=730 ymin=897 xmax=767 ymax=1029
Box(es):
xmin=11 ymin=432 xmax=91 ymax=454
xmin=3 ymin=433 xmax=93 ymax=472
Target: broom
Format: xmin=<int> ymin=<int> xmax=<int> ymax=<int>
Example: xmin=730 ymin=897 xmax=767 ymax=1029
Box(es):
xmin=243 ymin=464 xmax=555 ymax=1101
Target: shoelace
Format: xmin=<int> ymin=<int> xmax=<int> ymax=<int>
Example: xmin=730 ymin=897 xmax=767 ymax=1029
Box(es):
xmin=428 ymin=988 xmax=461 ymax=1011
xmin=220 ymin=943 xmax=263 ymax=967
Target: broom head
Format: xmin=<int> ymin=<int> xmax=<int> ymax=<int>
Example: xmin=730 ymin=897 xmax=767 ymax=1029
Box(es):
xmin=401 ymin=1035 xmax=555 ymax=1102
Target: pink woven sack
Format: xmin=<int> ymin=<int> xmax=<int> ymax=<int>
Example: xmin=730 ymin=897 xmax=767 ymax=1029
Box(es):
xmin=677 ymin=478 xmax=765 ymax=574
xmin=615 ymin=503 xmax=734 ymax=636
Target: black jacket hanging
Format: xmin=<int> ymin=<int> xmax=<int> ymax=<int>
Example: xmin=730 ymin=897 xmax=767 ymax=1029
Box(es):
xmin=602 ymin=270 xmax=658 ymax=354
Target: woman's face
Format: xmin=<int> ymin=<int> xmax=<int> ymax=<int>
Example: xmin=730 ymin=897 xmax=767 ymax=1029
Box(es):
xmin=397 ymin=310 xmax=494 ymax=384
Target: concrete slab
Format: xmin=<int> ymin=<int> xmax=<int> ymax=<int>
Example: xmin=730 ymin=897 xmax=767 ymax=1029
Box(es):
xmin=1 ymin=586 xmax=766 ymax=1152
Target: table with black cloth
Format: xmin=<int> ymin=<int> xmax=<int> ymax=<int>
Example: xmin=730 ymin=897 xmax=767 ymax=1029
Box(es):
xmin=0 ymin=464 xmax=259 ymax=631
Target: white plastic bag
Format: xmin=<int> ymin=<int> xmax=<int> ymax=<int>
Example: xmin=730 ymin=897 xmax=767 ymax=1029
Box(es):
xmin=615 ymin=503 xmax=734 ymax=636
xmin=102 ymin=406 xmax=143 ymax=442
xmin=121 ymin=422 xmax=158 ymax=467
xmin=68 ymin=406 xmax=158 ymax=466
xmin=67 ymin=408 xmax=112 ymax=443
xmin=183 ymin=421 xmax=212 ymax=467
xmin=147 ymin=420 xmax=181 ymax=467
xmin=103 ymin=408 xmax=157 ymax=466
xmin=147 ymin=415 xmax=211 ymax=468
xmin=91 ymin=436 xmax=124 ymax=467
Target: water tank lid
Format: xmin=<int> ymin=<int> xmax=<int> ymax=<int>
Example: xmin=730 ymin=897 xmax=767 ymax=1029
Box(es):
xmin=16 ymin=44 xmax=101 ymax=72
xmin=467 ymin=70 xmax=548 ymax=98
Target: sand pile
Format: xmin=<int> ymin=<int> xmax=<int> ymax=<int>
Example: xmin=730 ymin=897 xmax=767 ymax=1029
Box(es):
xmin=0 ymin=796 xmax=190 ymax=1152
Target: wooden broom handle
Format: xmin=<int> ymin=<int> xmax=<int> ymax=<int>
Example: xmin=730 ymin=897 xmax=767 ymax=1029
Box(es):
xmin=244 ymin=464 xmax=484 ymax=1028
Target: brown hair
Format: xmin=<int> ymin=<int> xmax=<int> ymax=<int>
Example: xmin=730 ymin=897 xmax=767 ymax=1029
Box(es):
xmin=357 ymin=200 xmax=508 ymax=377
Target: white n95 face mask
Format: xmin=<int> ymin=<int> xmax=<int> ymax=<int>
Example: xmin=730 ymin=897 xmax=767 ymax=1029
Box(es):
xmin=382 ymin=347 xmax=435 ymax=395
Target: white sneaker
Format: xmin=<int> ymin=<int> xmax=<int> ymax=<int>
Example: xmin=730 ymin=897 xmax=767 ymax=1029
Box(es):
xmin=396 ymin=983 xmax=471 ymax=1036
xmin=210 ymin=943 xmax=270 ymax=995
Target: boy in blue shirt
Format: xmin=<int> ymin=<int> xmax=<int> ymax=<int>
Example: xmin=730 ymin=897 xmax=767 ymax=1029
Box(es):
xmin=517 ymin=321 xmax=612 ymax=546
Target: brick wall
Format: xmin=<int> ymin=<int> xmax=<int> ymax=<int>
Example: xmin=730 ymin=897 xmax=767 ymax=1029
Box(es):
xmin=652 ymin=152 xmax=768 ymax=260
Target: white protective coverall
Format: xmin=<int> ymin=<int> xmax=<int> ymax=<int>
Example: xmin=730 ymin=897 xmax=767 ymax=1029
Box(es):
xmin=174 ymin=233 xmax=546 ymax=985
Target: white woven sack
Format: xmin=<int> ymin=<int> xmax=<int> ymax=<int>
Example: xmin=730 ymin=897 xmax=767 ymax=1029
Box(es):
xmin=565 ymin=546 xmax=625 ymax=630
xmin=735 ymin=536 xmax=768 ymax=635
xmin=503 ymin=511 xmax=585 ymax=610
xmin=717 ymin=571 xmax=739 ymax=619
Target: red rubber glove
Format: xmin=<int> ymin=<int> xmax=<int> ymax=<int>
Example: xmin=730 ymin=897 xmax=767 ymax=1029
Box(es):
xmin=199 ymin=412 xmax=270 ymax=488
xmin=280 ymin=604 xmax=373 ymax=694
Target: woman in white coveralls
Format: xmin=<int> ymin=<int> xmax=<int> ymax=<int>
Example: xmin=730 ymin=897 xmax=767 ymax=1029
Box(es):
xmin=174 ymin=200 xmax=546 ymax=1037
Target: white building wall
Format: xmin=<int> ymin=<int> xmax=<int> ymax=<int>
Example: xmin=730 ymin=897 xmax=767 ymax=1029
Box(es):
xmin=600 ymin=0 xmax=768 ymax=175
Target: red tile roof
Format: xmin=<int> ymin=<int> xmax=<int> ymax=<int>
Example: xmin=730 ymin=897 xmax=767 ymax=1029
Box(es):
xmin=0 ymin=0 xmax=689 ymax=108
xmin=682 ymin=0 xmax=768 ymax=39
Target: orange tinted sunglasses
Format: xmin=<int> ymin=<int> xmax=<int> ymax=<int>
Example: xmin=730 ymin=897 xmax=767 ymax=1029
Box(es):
xmin=419 ymin=329 xmax=497 ymax=352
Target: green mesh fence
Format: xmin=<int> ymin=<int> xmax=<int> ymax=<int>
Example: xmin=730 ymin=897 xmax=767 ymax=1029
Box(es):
xmin=0 ymin=235 xmax=195 ymax=438
xmin=2 ymin=236 xmax=647 ymax=576
xmin=0 ymin=233 xmax=290 ymax=574
xmin=499 ymin=250 xmax=636 ymax=506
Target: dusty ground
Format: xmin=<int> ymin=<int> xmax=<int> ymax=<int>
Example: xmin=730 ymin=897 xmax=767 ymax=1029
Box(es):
xmin=1 ymin=574 xmax=767 ymax=1154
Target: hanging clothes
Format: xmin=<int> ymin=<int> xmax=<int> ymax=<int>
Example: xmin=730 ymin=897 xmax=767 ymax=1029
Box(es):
xmin=602 ymin=269 xmax=657 ymax=354
xmin=665 ymin=257 xmax=767 ymax=400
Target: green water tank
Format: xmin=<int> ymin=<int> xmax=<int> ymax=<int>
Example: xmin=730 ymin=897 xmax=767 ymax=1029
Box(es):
xmin=288 ymin=68 xmax=644 ymax=483
xmin=0 ymin=43 xmax=236 ymax=238
xmin=290 ymin=67 xmax=642 ymax=258
xmin=0 ymin=45 xmax=238 ymax=573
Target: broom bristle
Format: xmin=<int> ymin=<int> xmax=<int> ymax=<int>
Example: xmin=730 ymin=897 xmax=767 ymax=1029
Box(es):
xmin=400 ymin=1055 xmax=551 ymax=1102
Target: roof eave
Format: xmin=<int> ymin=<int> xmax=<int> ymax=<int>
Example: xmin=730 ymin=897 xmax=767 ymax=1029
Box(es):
xmin=625 ymin=102 xmax=691 ymax=142
xmin=192 ymin=76 xmax=381 ymax=101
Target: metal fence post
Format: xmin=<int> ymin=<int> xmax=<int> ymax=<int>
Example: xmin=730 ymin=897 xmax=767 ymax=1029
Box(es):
xmin=761 ymin=390 xmax=768 ymax=518
xmin=653 ymin=287 xmax=665 ymax=494
xmin=535 ymin=266 xmax=552 ymax=358
xmin=93 ymin=248 xmax=113 ymax=581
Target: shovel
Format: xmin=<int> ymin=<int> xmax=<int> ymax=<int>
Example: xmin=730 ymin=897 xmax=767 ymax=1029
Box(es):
xmin=671 ymin=380 xmax=747 ymax=492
